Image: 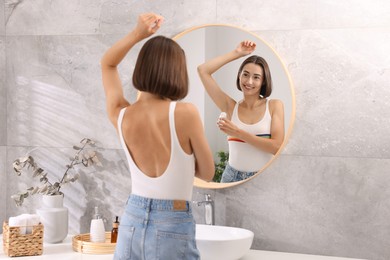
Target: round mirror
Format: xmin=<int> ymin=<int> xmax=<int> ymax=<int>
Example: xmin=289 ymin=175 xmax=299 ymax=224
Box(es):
xmin=173 ymin=25 xmax=295 ymax=189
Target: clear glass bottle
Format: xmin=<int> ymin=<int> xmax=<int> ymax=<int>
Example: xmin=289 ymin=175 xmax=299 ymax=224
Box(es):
xmin=111 ymin=216 xmax=119 ymax=243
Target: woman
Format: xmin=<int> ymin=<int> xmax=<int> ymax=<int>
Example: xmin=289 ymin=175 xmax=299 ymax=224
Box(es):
xmin=197 ymin=40 xmax=284 ymax=183
xmin=101 ymin=13 xmax=214 ymax=259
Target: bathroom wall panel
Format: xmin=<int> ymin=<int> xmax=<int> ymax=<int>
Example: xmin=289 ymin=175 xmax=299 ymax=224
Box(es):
xmin=5 ymin=35 xmax=135 ymax=149
xmin=313 ymin=0 xmax=390 ymax=29
xmin=98 ymin=0 xmax=217 ymax=36
xmin=5 ymin=0 xmax=104 ymax=36
xmin=224 ymin=155 xmax=390 ymax=260
xmin=0 ymin=36 xmax=5 ymax=146
xmin=0 ymin=146 xmax=6 ymax=233
xmin=4 ymin=0 xmax=217 ymax=36
xmin=250 ymin=28 xmax=390 ymax=159
xmin=216 ymin=0 xmax=390 ymax=30
xmin=0 ymin=0 xmax=5 ymax=35
xmin=216 ymin=0 xmax=319 ymax=30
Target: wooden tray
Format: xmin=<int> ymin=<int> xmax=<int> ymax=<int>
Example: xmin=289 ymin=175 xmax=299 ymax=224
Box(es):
xmin=72 ymin=232 xmax=116 ymax=254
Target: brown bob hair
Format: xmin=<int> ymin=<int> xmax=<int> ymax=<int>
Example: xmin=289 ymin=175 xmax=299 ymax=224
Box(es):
xmin=133 ymin=36 xmax=188 ymax=100
xmin=236 ymin=55 xmax=272 ymax=98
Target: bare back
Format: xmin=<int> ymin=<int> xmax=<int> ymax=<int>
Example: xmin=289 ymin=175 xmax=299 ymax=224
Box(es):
xmin=121 ymin=99 xmax=193 ymax=178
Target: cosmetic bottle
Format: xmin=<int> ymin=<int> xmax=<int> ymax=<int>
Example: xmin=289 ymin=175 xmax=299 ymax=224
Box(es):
xmin=219 ymin=112 xmax=227 ymax=119
xmin=90 ymin=206 xmax=105 ymax=243
xmin=111 ymin=216 xmax=119 ymax=243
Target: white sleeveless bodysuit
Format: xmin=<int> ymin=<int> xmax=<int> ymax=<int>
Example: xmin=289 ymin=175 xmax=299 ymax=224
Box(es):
xmin=227 ymin=99 xmax=273 ymax=172
xmin=117 ymin=102 xmax=195 ymax=201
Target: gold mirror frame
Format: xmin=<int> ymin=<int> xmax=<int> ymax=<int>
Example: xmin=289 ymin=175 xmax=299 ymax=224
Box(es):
xmin=173 ymin=24 xmax=296 ymax=189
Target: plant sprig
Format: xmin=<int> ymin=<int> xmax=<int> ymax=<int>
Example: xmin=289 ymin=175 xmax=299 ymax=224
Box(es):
xmin=214 ymin=151 xmax=229 ymax=182
xmin=11 ymin=138 xmax=102 ymax=206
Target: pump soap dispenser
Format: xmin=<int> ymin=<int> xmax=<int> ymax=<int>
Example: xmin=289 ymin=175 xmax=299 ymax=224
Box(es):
xmin=90 ymin=206 xmax=105 ymax=243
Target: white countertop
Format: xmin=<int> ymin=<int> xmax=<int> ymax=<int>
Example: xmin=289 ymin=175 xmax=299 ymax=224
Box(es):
xmin=1 ymin=236 xmax=367 ymax=260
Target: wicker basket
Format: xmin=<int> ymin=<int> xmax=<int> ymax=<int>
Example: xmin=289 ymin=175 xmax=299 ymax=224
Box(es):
xmin=72 ymin=232 xmax=116 ymax=254
xmin=2 ymin=221 xmax=44 ymax=257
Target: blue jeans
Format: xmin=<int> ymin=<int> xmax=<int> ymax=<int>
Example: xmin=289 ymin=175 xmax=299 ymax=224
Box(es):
xmin=220 ymin=163 xmax=257 ymax=183
xmin=113 ymin=194 xmax=200 ymax=260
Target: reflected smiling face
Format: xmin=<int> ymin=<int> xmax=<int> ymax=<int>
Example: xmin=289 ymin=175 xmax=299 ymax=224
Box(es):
xmin=239 ymin=63 xmax=264 ymax=97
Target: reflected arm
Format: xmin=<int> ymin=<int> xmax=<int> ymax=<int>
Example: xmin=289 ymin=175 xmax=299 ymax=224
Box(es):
xmin=197 ymin=50 xmax=240 ymax=113
xmin=197 ymin=41 xmax=256 ymax=115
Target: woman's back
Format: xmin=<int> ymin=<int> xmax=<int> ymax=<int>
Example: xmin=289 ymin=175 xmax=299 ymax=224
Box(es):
xmin=119 ymin=95 xmax=200 ymax=200
xmin=121 ymin=97 xmax=194 ymax=177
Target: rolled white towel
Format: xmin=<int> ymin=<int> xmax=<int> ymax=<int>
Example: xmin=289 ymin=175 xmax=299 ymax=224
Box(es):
xmin=9 ymin=215 xmax=27 ymax=235
xmin=29 ymin=214 xmax=41 ymax=226
xmin=9 ymin=214 xmax=41 ymax=234
xmin=28 ymin=214 xmax=41 ymax=233
xmin=22 ymin=214 xmax=41 ymax=234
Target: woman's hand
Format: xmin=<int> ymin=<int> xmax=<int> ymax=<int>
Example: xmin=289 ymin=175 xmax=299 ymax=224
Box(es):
xmin=235 ymin=40 xmax=256 ymax=56
xmin=217 ymin=117 xmax=240 ymax=137
xmin=134 ymin=13 xmax=164 ymax=40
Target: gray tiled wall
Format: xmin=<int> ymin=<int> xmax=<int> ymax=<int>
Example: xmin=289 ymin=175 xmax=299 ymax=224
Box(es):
xmin=1 ymin=1 xmax=390 ymax=260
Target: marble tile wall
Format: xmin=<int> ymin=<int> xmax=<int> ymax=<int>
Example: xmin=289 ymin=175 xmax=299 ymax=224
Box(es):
xmin=1 ymin=1 xmax=390 ymax=260
xmin=0 ymin=0 xmax=4 ymax=35
xmin=0 ymin=37 xmax=4 ymax=147
xmin=0 ymin=147 xmax=5 ymax=229
xmin=1 ymin=0 xmax=6 ymax=226
xmin=0 ymin=0 xmax=5 ymax=146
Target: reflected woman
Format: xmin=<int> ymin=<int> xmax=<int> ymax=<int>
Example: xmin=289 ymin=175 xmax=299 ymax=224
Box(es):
xmin=197 ymin=41 xmax=284 ymax=183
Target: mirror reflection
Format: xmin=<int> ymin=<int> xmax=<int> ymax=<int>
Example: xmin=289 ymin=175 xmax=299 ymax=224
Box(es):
xmin=174 ymin=25 xmax=295 ymax=188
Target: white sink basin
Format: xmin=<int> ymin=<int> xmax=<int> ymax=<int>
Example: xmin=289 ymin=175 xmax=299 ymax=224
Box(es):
xmin=196 ymin=224 xmax=254 ymax=260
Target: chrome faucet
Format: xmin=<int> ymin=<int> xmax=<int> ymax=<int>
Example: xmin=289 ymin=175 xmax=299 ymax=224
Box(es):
xmin=194 ymin=194 xmax=215 ymax=225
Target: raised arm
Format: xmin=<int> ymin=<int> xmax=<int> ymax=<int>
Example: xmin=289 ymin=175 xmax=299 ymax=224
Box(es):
xmin=197 ymin=41 xmax=256 ymax=114
xmin=101 ymin=13 xmax=163 ymax=127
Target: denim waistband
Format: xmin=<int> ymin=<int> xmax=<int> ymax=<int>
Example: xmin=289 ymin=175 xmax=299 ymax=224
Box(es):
xmin=127 ymin=194 xmax=191 ymax=212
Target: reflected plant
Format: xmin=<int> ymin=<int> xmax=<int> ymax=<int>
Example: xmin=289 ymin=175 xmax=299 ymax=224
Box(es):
xmin=214 ymin=151 xmax=229 ymax=182
xmin=11 ymin=138 xmax=102 ymax=206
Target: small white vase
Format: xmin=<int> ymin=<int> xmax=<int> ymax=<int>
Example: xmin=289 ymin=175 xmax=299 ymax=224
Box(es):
xmin=36 ymin=194 xmax=68 ymax=243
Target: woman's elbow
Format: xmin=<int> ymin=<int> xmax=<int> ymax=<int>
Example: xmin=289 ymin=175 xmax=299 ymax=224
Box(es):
xmin=271 ymin=140 xmax=284 ymax=155
xmin=195 ymin=164 xmax=215 ymax=182
xmin=196 ymin=172 xmax=214 ymax=182
xmin=197 ymin=65 xmax=204 ymax=75
xmin=197 ymin=64 xmax=210 ymax=76
xmin=205 ymin=169 xmax=215 ymax=182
